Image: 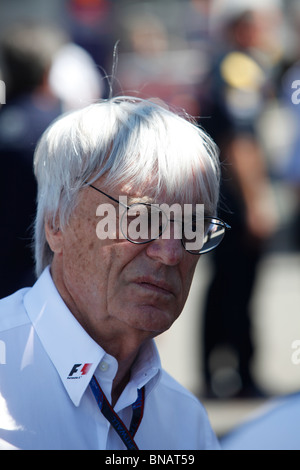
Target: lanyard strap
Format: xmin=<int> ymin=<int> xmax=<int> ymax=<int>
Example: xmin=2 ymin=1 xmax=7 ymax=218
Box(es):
xmin=90 ymin=375 xmax=145 ymax=450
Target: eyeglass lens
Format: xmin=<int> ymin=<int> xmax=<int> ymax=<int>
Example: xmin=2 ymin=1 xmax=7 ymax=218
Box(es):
xmin=184 ymin=219 xmax=226 ymax=254
xmin=120 ymin=204 xmax=227 ymax=254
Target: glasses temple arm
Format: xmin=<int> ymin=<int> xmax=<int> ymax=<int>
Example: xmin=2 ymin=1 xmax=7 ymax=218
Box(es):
xmin=85 ymin=183 xmax=129 ymax=209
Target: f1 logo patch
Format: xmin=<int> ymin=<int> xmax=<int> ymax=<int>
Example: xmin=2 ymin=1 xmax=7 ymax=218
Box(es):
xmin=68 ymin=363 xmax=92 ymax=379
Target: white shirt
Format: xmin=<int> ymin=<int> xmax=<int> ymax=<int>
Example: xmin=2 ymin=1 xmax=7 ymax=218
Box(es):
xmin=0 ymin=267 xmax=220 ymax=450
xmin=221 ymin=393 xmax=300 ymax=450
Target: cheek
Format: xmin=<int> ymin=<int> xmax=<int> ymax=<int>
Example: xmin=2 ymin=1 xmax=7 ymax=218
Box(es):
xmin=65 ymin=227 xmax=94 ymax=268
xmin=61 ymin=219 xmax=103 ymax=288
xmin=182 ymin=259 xmax=199 ymax=296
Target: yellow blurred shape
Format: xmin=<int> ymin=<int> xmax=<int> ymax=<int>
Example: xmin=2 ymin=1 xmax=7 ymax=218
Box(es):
xmin=221 ymin=52 xmax=264 ymax=90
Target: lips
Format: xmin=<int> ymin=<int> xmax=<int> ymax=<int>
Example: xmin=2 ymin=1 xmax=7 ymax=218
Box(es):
xmin=133 ymin=276 xmax=177 ymax=297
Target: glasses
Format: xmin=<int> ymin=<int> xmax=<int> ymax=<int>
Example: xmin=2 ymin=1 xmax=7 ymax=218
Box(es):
xmin=87 ymin=184 xmax=231 ymax=255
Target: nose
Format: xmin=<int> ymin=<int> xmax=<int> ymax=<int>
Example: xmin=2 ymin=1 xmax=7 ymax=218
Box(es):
xmin=145 ymin=236 xmax=184 ymax=266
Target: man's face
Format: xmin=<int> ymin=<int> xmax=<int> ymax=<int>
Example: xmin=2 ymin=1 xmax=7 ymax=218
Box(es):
xmin=48 ymin=178 xmax=200 ymax=343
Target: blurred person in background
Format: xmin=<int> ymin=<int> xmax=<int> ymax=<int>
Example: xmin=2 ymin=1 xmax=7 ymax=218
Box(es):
xmin=0 ymin=23 xmax=65 ymax=298
xmin=66 ymin=0 xmax=115 ymax=80
xmin=221 ymin=389 xmax=300 ymax=449
xmin=0 ymin=22 xmax=104 ymax=298
xmin=280 ymin=1 xmax=300 ymax=252
xmin=200 ymin=1 xmax=279 ymax=399
xmin=115 ymin=8 xmax=204 ymax=117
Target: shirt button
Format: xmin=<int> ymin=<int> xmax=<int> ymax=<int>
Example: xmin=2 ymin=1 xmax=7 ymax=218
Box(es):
xmin=99 ymin=361 xmax=109 ymax=372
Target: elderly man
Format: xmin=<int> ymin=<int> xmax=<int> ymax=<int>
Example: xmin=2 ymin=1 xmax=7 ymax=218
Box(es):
xmin=0 ymin=97 xmax=229 ymax=450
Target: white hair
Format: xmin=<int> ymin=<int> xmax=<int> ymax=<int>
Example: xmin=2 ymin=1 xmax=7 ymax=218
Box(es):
xmin=33 ymin=96 xmax=220 ymax=276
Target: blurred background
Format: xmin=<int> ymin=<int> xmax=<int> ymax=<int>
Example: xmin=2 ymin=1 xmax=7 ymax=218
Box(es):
xmin=0 ymin=0 xmax=300 ymax=439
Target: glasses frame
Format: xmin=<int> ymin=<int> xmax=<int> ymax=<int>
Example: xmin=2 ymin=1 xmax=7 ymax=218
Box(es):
xmin=86 ymin=183 xmax=231 ymax=254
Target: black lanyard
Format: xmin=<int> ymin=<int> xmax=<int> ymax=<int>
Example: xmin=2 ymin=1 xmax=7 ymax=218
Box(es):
xmin=90 ymin=375 xmax=145 ymax=450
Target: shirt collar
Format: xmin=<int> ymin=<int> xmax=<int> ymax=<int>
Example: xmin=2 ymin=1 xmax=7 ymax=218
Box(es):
xmin=131 ymin=339 xmax=161 ymax=392
xmin=23 ymin=267 xmax=162 ymax=407
xmin=24 ymin=267 xmax=104 ymax=406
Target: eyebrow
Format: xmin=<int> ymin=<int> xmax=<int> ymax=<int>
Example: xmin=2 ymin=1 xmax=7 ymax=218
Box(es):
xmin=126 ymin=195 xmax=155 ymax=205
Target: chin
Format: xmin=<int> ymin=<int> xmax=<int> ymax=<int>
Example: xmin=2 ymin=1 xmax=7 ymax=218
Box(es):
xmin=125 ymin=304 xmax=178 ymax=335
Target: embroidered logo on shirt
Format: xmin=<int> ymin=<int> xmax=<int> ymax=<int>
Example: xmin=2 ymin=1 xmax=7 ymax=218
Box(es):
xmin=67 ymin=363 xmax=92 ymax=379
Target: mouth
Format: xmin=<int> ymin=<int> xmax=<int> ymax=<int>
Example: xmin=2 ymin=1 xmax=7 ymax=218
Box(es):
xmin=134 ymin=277 xmax=176 ymax=298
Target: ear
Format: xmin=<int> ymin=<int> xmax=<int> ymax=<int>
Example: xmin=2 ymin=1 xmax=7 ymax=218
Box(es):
xmin=45 ymin=215 xmax=64 ymax=254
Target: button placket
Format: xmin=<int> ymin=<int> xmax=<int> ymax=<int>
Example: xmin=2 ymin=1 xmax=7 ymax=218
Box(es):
xmin=94 ymin=355 xmax=118 ymax=403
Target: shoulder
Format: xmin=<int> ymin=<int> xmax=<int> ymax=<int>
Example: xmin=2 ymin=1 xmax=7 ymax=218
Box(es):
xmin=155 ymin=369 xmax=212 ymax=424
xmin=0 ymin=288 xmax=31 ymax=333
xmin=159 ymin=369 xmax=201 ymax=404
xmin=146 ymin=369 xmax=220 ymax=449
xmin=158 ymin=369 xmax=210 ymax=422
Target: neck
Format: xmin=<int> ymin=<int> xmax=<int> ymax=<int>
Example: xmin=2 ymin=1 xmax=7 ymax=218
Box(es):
xmin=111 ymin=363 xmax=132 ymax=407
xmin=104 ymin=342 xmax=143 ymax=407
